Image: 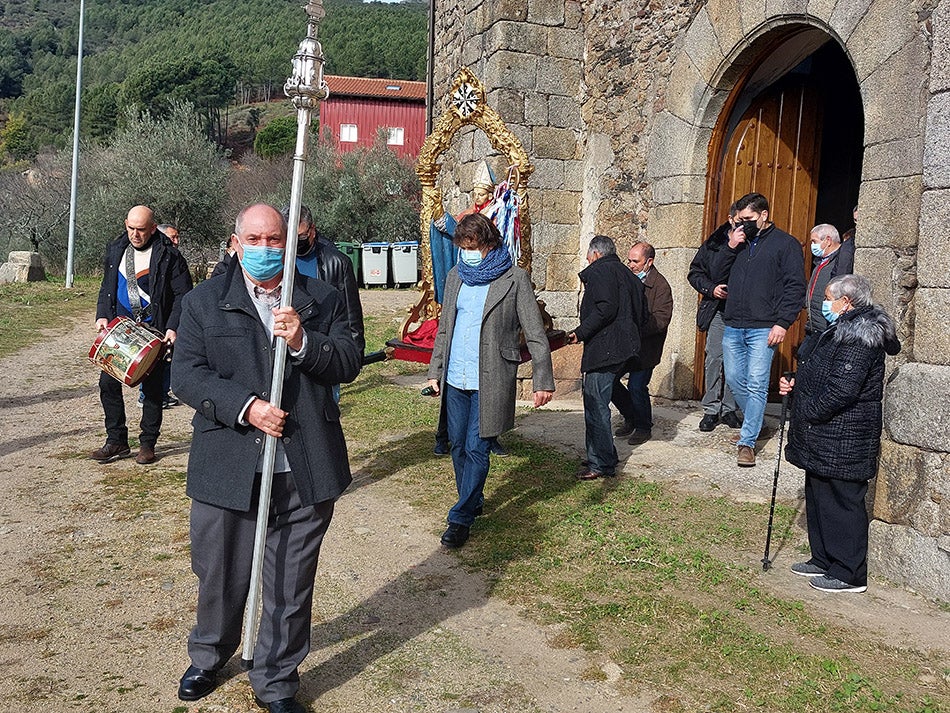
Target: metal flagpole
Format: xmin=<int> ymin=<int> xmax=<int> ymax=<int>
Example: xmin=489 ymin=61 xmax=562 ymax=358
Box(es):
xmin=240 ymin=0 xmax=329 ymax=670
xmin=65 ymin=0 xmax=86 ymax=288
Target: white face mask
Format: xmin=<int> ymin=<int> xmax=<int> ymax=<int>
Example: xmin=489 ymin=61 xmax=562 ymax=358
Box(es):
xmin=459 ymin=248 xmax=483 ymax=266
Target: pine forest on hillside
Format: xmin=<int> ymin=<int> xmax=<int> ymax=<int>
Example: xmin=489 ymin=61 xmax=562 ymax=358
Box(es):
xmin=0 ymin=0 xmax=427 ymax=277
xmin=0 ymin=0 xmax=428 ymax=156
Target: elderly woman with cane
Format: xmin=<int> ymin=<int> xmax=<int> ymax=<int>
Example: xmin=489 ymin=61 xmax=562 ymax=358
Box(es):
xmin=780 ymin=274 xmax=900 ymax=593
xmin=426 ymin=213 xmax=555 ymax=549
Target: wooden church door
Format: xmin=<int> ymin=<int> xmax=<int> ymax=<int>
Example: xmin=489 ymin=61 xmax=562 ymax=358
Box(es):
xmin=697 ymin=78 xmax=823 ymax=397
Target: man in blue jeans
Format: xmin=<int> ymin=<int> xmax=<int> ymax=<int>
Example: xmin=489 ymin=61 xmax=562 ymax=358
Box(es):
xmin=712 ymin=193 xmax=805 ymax=467
xmin=568 ymin=236 xmax=647 ymax=480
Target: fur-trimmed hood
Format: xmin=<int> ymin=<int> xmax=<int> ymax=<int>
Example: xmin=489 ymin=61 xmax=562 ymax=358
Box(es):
xmin=833 ymin=304 xmax=901 ymax=355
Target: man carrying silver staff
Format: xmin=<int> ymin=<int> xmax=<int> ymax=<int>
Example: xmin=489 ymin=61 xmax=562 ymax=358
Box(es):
xmin=171 ymin=203 xmax=361 ymax=713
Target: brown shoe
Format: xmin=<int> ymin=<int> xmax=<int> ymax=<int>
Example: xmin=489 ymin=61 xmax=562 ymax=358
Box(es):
xmin=90 ymin=443 xmax=130 ymax=463
xmin=737 ymin=445 xmax=755 ymax=467
xmin=135 ymin=445 xmax=157 ymax=464
xmin=576 ymin=470 xmax=605 ymax=480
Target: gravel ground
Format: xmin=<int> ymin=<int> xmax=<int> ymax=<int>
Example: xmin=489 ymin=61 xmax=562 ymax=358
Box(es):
xmin=0 ymin=288 xmax=946 ymax=713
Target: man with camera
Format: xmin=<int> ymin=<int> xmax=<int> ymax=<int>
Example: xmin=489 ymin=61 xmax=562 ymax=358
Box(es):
xmin=711 ymin=192 xmax=805 ymax=467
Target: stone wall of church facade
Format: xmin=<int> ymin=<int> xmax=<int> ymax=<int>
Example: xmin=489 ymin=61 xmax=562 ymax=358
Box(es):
xmin=430 ymin=0 xmax=949 ymax=600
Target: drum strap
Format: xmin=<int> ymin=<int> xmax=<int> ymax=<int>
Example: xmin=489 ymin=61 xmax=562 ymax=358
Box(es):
xmin=124 ymin=245 xmax=152 ymax=323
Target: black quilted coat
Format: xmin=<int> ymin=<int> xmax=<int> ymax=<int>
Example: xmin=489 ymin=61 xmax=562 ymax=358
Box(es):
xmin=784 ymin=304 xmax=901 ymax=482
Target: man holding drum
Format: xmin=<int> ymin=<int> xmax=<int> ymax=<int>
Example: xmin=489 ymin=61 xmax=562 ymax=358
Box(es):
xmin=91 ymin=205 xmax=192 ymax=464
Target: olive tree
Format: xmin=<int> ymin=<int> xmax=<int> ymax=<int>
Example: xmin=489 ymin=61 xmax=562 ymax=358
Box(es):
xmin=76 ymin=101 xmax=230 ymax=275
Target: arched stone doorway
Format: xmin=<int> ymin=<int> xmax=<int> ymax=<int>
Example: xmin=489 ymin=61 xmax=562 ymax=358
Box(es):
xmin=694 ymin=29 xmax=865 ymax=397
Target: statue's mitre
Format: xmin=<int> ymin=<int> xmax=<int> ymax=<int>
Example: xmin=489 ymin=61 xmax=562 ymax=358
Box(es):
xmin=473 ymin=160 xmax=496 ymax=190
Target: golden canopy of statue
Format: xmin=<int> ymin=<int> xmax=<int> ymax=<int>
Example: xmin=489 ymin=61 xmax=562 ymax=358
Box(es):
xmin=392 ymin=68 xmax=542 ymax=357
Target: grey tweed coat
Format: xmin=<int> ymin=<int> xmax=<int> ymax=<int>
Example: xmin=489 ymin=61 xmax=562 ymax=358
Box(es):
xmin=428 ymin=266 xmax=555 ymax=438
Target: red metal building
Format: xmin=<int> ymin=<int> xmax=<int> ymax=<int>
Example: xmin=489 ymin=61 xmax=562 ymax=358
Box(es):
xmin=319 ymin=75 xmax=427 ymax=159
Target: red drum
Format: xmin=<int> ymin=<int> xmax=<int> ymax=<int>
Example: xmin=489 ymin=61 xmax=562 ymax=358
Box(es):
xmin=89 ymin=316 xmax=166 ymax=387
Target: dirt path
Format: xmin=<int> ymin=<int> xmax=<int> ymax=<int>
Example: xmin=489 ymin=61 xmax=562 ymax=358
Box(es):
xmin=0 ymin=296 xmax=651 ymax=713
xmin=1 ymin=292 xmax=947 ymax=713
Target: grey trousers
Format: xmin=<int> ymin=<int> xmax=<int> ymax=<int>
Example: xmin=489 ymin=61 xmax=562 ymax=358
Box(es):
xmin=187 ymin=472 xmax=335 ymax=702
xmin=701 ymin=311 xmax=739 ymax=416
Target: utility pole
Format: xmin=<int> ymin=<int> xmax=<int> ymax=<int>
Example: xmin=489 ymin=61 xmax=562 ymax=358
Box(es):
xmin=65 ymin=0 xmax=85 ymax=288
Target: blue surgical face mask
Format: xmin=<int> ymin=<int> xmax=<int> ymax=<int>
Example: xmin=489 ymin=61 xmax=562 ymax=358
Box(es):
xmin=821 ymin=299 xmax=839 ymax=324
xmin=240 ymin=242 xmax=285 ymax=282
xmin=811 ymin=242 xmax=825 ymax=257
xmin=459 ymin=248 xmax=483 ymax=266
xmin=636 ymin=270 xmax=648 ymax=281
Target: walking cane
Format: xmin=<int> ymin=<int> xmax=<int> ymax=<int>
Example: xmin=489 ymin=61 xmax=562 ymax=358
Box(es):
xmin=240 ymin=1 xmax=329 ymax=670
xmin=761 ymin=371 xmax=794 ymax=572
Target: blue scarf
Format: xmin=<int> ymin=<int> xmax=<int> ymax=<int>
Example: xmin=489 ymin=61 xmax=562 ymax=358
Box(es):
xmin=456 ymin=245 xmax=513 ymax=286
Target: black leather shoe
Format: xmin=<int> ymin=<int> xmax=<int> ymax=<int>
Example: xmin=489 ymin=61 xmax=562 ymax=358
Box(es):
xmin=440 ymin=523 xmax=470 ymax=548
xmin=721 ymin=411 xmax=743 ymax=429
xmin=698 ymin=413 xmax=718 ymax=432
xmin=627 ymin=429 xmax=652 ymax=445
xmin=614 ymin=420 xmax=635 ymax=437
xmin=268 ymin=696 xmax=307 ymax=713
xmin=489 ymin=439 xmax=508 ymax=457
xmin=177 ymin=665 xmax=217 ymax=701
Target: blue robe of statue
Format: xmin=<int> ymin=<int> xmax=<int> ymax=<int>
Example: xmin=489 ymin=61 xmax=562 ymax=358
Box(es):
xmin=429 ymin=213 xmax=458 ymax=304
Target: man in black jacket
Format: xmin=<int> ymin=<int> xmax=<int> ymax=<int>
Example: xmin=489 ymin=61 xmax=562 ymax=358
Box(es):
xmin=282 ymin=204 xmax=365 ymax=358
xmin=568 ymin=235 xmax=647 ymax=480
xmin=91 ymin=205 xmax=192 ymax=465
xmin=687 ymin=207 xmax=742 ymax=432
xmin=712 ymin=193 xmax=805 ymax=467
xmin=172 ymin=203 xmax=361 ymax=713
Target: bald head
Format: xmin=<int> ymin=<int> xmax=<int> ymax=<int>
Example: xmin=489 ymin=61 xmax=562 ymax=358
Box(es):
xmin=232 ymin=203 xmax=287 ymax=287
xmin=125 ymin=205 xmax=157 ymax=248
xmin=626 ymin=241 xmax=655 ymax=276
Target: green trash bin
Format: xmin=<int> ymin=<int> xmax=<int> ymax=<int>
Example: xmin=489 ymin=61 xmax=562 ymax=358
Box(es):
xmin=335 ymin=241 xmax=361 ymax=283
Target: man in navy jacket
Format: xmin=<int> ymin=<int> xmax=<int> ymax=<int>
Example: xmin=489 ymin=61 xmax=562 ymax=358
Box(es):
xmin=711 ymin=193 xmax=805 ymax=467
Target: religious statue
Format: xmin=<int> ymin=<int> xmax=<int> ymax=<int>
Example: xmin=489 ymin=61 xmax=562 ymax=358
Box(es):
xmin=388 ymin=67 xmax=556 ymax=362
xmin=429 ymin=160 xmax=497 ymax=304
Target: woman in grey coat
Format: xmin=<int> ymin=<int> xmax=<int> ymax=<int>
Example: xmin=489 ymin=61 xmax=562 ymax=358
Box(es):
xmin=779 ymin=274 xmax=900 ymax=594
xmin=426 ymin=213 xmax=555 ymax=548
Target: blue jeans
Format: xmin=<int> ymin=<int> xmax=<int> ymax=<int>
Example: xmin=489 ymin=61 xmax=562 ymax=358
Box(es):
xmin=722 ymin=326 xmax=776 ymax=448
xmin=444 ymin=384 xmax=491 ymax=526
xmin=583 ymin=370 xmax=618 ymax=476
xmin=611 ymin=365 xmax=654 ymax=432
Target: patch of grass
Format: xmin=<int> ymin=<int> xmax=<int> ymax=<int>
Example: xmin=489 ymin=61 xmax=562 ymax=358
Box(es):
xmin=341 ymin=373 xmax=950 ymax=713
xmin=99 ymin=467 xmax=187 ymax=520
xmin=0 ymin=277 xmax=98 ymax=359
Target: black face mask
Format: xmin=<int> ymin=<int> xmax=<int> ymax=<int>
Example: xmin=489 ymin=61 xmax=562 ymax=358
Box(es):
xmin=297 ymin=237 xmax=314 ymax=257
xmin=735 ymin=219 xmax=759 ymax=238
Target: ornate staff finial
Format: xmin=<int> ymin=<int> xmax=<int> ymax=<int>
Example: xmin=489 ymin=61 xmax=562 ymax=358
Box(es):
xmin=284 ymin=0 xmax=329 ymax=110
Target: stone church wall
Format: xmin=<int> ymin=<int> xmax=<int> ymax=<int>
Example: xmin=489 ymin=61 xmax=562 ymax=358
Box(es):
xmin=430 ymin=0 xmax=949 ymax=600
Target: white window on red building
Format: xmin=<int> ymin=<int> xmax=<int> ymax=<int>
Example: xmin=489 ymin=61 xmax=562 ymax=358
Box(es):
xmin=340 ymin=123 xmax=358 ymax=142
xmin=387 ymin=127 xmax=405 ymax=146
